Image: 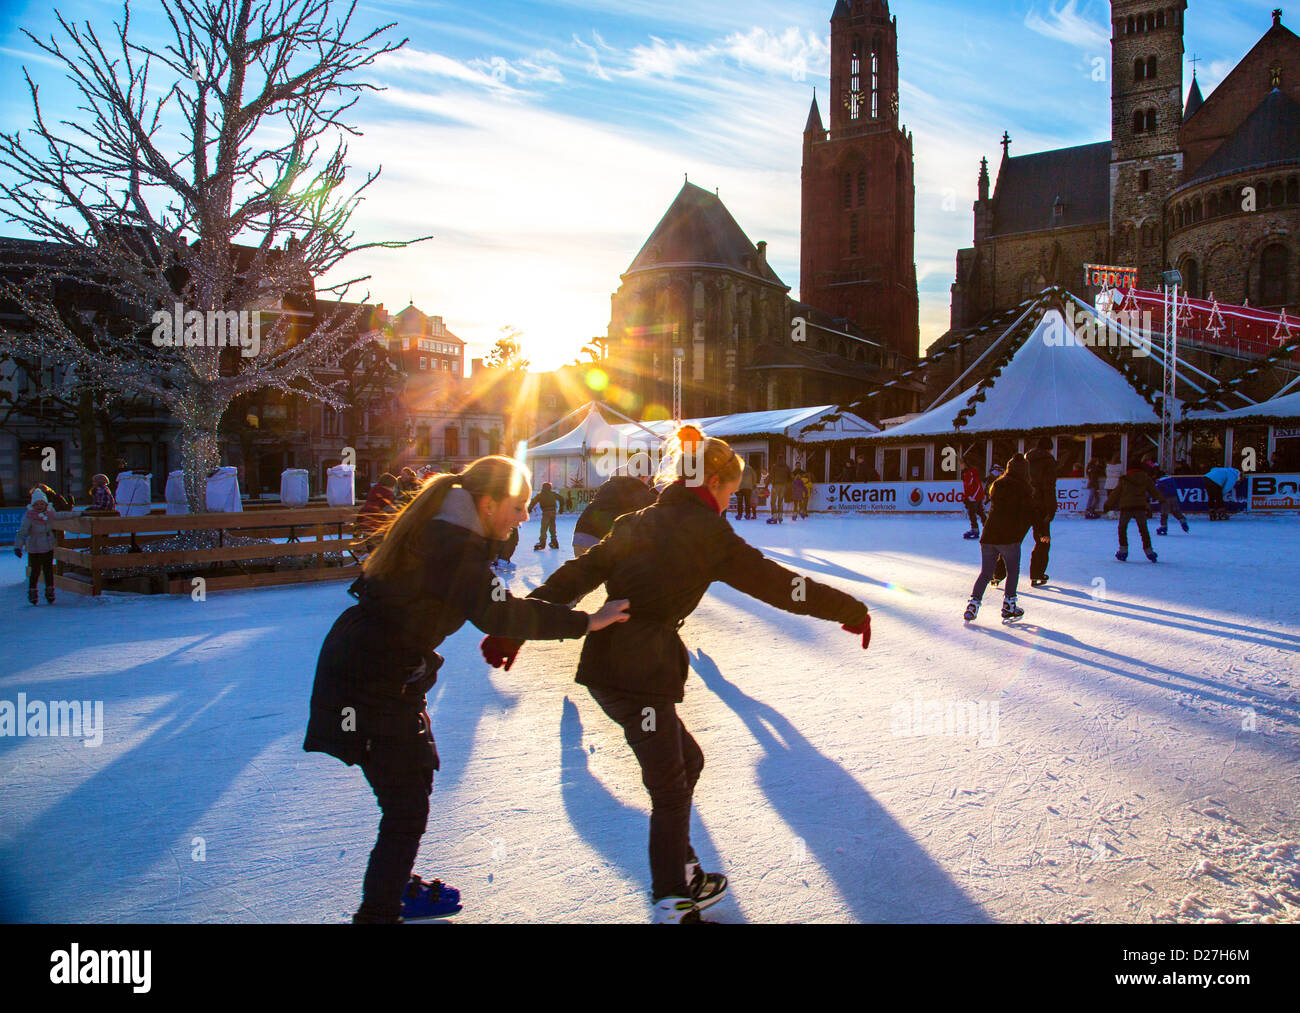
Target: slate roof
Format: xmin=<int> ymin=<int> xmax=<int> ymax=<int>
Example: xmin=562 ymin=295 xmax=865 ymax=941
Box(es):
xmin=1185 ymin=88 xmax=1300 ymax=184
xmin=1185 ymin=74 xmax=1205 ymax=120
xmin=990 ymin=141 xmax=1112 ymax=237
xmin=624 ymin=182 xmax=787 ymax=286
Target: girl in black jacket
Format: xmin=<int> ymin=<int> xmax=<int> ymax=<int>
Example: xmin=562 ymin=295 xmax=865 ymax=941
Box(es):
xmin=305 ymin=456 xmax=630 ymax=923
xmin=481 ymin=428 xmax=872 ymax=923
xmin=965 ymin=454 xmax=1037 ymax=623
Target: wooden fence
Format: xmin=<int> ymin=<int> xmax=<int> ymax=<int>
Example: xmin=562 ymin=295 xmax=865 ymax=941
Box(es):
xmin=51 ymin=506 xmax=362 ymax=596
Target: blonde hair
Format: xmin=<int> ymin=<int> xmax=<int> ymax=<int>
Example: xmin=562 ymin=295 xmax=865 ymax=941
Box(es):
xmin=654 ymin=425 xmax=744 ymax=489
xmin=363 ymin=455 xmax=531 ymax=582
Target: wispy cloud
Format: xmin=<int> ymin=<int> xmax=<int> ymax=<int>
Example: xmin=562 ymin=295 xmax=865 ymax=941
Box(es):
xmin=1024 ymin=0 xmax=1111 ymax=52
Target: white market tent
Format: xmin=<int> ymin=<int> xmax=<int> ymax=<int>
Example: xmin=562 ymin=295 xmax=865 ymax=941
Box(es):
xmin=1191 ymin=391 xmax=1300 ymax=422
xmin=611 ymin=405 xmax=880 ymax=445
xmin=871 ymin=309 xmax=1163 ymax=442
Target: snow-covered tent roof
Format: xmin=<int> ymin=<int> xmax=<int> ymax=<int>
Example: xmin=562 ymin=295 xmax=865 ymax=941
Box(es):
xmin=612 ymin=405 xmax=879 ymax=446
xmin=869 ymin=308 xmax=1162 ymax=441
xmin=1192 ymin=391 xmax=1300 ymax=423
xmin=526 ymin=406 xmax=621 ymax=458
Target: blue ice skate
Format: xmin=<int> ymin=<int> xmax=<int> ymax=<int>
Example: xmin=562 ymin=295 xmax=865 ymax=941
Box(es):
xmin=401 ymin=876 xmax=462 ymax=920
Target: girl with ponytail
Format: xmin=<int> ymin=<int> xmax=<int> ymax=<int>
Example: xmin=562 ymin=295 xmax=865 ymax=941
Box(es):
xmin=305 ymin=455 xmax=630 ymax=923
xmin=481 ymin=426 xmax=873 ymax=923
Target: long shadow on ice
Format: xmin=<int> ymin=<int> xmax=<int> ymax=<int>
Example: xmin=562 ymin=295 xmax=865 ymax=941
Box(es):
xmin=0 ymin=627 xmax=277 ymax=922
xmin=690 ymin=649 xmax=990 ymax=923
xmin=557 ymin=696 xmax=739 ymax=922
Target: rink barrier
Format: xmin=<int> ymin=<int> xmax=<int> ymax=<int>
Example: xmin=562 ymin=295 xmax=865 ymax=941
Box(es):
xmin=50 ymin=507 xmax=361 ymax=596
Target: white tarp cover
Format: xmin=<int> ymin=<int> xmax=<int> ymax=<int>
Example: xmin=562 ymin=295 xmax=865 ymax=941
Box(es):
xmin=873 ymin=309 xmax=1162 ymax=440
xmin=326 ymin=465 xmax=356 ymax=507
xmin=280 ymin=469 xmax=311 ymax=508
xmin=526 ymin=406 xmax=622 ymax=458
xmin=165 ymin=470 xmax=189 ymax=515
xmin=115 ymin=472 xmax=152 ymax=517
xmin=205 ymin=466 xmax=243 ymax=513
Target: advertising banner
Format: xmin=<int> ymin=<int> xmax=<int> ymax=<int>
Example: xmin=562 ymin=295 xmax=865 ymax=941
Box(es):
xmin=1248 ymin=474 xmax=1300 ymax=512
xmin=0 ymin=507 xmax=24 ymax=545
xmin=1155 ymin=476 xmax=1249 ymax=515
xmin=811 ymin=482 xmax=965 ymax=513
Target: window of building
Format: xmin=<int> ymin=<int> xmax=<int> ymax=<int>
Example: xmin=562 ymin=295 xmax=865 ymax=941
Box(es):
xmin=1139 ymin=170 xmax=1151 ymax=193
xmin=419 ymin=357 xmax=427 ymax=370
xmin=1147 ymin=55 xmax=1158 ymax=79
xmin=323 ymin=408 xmax=338 ymax=437
xmin=843 ymin=172 xmax=853 ymax=209
xmin=850 ymin=37 xmax=862 ymax=121
xmin=857 ymin=170 xmax=866 ymax=206
xmin=444 ymin=426 xmax=460 ymax=458
xmin=849 ymin=214 xmax=860 ymax=256
xmin=871 ymin=51 xmax=879 ymax=119
xmin=1261 ymin=244 xmax=1291 ymax=306
xmin=1183 ymin=259 xmax=1200 ymax=299
xmin=1134 ymin=58 xmax=1146 ymax=81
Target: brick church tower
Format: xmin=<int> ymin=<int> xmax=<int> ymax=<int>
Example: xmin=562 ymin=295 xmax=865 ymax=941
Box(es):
xmin=800 ymin=0 xmax=919 ymax=359
xmin=1110 ymin=0 xmax=1188 ymax=285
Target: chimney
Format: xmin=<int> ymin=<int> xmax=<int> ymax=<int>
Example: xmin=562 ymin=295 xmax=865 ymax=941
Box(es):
xmin=757 ymin=241 xmax=768 ymax=265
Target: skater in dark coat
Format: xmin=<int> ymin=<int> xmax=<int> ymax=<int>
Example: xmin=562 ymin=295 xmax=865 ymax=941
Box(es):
xmin=1025 ymin=437 xmax=1058 ymax=585
xmin=1144 ymin=461 xmax=1188 ymax=535
xmin=960 ymin=457 xmax=987 ymax=538
xmin=481 ymin=427 xmax=871 ymax=923
xmin=1106 ymin=464 xmax=1161 ymax=561
xmin=305 ymin=456 xmax=630 ymax=923
xmin=965 ymin=455 xmax=1037 ymax=623
xmin=572 ymin=453 xmax=657 ymax=556
xmin=529 ymin=482 xmax=562 ymax=549
xmin=1084 ymin=457 xmax=1106 ymax=518
xmin=767 ymin=457 xmax=792 ymax=522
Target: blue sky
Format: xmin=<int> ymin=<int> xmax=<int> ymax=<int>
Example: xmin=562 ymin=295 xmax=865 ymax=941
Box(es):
xmin=0 ymin=0 xmax=1287 ymax=368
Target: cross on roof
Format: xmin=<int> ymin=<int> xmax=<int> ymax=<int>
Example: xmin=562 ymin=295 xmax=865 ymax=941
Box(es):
xmin=1189 ymin=53 xmax=1200 ymax=76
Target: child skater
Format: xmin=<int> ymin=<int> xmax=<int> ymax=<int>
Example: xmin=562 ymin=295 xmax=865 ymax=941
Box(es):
xmin=960 ymin=454 xmax=987 ymax=540
xmin=964 ymin=455 xmax=1037 ymax=624
xmin=480 ymin=427 xmax=872 ymax=924
xmin=305 ymin=456 xmax=630 ymax=923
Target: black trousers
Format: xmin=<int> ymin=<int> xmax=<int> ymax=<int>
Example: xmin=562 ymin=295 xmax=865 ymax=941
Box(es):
xmin=27 ymin=551 xmax=54 ymax=595
xmin=1030 ymin=515 xmax=1053 ymax=580
xmin=354 ymin=716 xmax=438 ymax=923
xmin=964 ymin=501 xmax=986 ymax=530
xmin=1118 ymin=510 xmax=1153 ymax=550
xmin=735 ymin=489 xmax=752 ymax=520
xmin=496 ymin=527 xmax=519 ymax=563
xmin=588 ymin=686 xmax=704 ymax=901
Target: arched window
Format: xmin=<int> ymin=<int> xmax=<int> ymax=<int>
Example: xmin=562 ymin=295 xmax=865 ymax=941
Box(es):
xmin=1261 ymin=244 xmax=1291 ymax=306
xmin=1288 ymin=177 xmax=1300 ymax=204
xmin=1207 ymin=193 xmax=1219 ymax=218
xmin=1141 ymin=222 xmax=1155 ymax=248
xmin=857 ymin=169 xmax=866 ymax=206
xmin=1183 ymin=258 xmax=1200 ymax=298
xmin=1145 ymin=108 xmax=1157 ymax=132
xmin=1176 ymin=205 xmax=1185 ymax=229
xmin=1156 ymin=10 xmax=1165 ymax=28
xmin=1147 ymin=55 xmax=1158 ymax=78
xmin=871 ymin=49 xmax=880 ymax=119
xmin=1257 ymin=179 xmax=1269 ymax=207
xmin=850 ymin=36 xmax=862 ymax=121
xmin=1192 ymin=198 xmax=1202 ymax=222
xmin=837 ymin=341 xmax=848 ymax=359
xmin=1271 ymin=180 xmax=1285 ymax=207
xmin=1134 ymin=58 xmax=1146 ymax=81
xmin=1128 ymin=15 xmax=1135 ymax=33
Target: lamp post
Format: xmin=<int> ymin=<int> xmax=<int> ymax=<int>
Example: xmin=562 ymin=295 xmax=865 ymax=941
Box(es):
xmin=1160 ymin=269 xmax=1183 ymax=472
xmin=672 ymin=347 xmax=685 ymax=424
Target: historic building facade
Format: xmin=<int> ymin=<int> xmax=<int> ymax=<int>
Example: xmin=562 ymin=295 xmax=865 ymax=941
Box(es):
xmin=949 ymin=6 xmax=1300 ymax=335
xmin=605 ymin=0 xmax=923 ymax=423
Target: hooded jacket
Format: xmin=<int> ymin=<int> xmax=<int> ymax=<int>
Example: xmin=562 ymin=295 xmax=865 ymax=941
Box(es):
xmin=574 ymin=476 xmax=658 ymax=542
xmin=15 ymin=500 xmax=60 ymax=554
xmin=1106 ymin=468 xmax=1161 ymax=513
xmin=526 ymin=481 xmax=868 ymax=702
xmin=304 ymin=487 xmax=589 ymax=766
xmin=1026 ymin=447 xmax=1058 ymax=517
xmin=980 ymin=474 xmax=1037 ymax=546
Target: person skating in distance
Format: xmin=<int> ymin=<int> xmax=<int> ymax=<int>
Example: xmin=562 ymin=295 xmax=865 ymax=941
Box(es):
xmin=965 ymin=454 xmax=1038 ymax=624
xmin=530 ymin=481 xmax=562 ymax=550
xmin=480 ymin=426 xmax=872 ymax=924
xmin=1106 ymin=460 xmax=1162 ymax=563
xmin=304 ymin=456 xmax=630 ymax=924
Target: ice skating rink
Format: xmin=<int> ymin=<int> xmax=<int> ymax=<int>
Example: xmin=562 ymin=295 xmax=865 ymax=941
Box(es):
xmin=1 ymin=513 xmax=1297 ymax=924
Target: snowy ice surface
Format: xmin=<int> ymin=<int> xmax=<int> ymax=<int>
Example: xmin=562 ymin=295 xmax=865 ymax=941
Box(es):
xmin=1 ymin=513 xmax=1297 ymax=924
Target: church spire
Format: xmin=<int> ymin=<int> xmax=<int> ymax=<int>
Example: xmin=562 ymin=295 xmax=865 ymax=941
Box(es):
xmin=832 ymin=0 xmax=851 ymax=20
xmin=978 ymin=157 xmax=990 ymax=201
xmin=1185 ymin=71 xmax=1204 ymax=119
xmin=804 ymin=91 xmax=825 ymax=135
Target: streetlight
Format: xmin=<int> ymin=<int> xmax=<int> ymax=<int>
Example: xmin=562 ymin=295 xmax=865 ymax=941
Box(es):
xmin=1160 ymin=269 xmax=1183 ymax=472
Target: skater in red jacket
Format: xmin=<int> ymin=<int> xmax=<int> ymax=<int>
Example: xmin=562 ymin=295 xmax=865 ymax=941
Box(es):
xmin=960 ymin=456 xmax=987 ymax=539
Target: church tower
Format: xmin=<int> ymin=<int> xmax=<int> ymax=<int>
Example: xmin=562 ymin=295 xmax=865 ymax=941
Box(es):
xmin=1110 ymin=1 xmax=1187 ymax=285
xmin=800 ymin=0 xmax=919 ymax=359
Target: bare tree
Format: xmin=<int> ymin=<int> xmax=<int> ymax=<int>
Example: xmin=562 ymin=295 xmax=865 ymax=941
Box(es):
xmin=0 ymin=0 xmax=427 ymax=510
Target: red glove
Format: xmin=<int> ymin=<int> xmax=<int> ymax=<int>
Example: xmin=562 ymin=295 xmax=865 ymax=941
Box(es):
xmin=481 ymin=636 xmax=524 ymax=671
xmin=841 ymin=613 xmax=871 ymax=650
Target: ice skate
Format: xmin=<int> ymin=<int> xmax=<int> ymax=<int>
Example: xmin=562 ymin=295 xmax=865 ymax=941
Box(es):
xmin=1145 ymin=548 xmax=1158 ymax=563
xmin=1156 ymin=526 xmax=1168 ymax=536
xmin=1030 ymin=575 xmax=1049 ymax=588
xmin=652 ymin=896 xmax=705 ymax=924
xmin=400 ymin=875 xmax=462 ymax=921
xmin=963 ymin=529 xmax=979 ymax=540
xmin=27 ymin=588 xmax=37 ymax=605
xmin=1001 ymin=596 xmax=1024 ymax=623
xmin=963 ymin=597 xmax=981 ymax=622
xmin=1180 ymin=519 xmax=1190 ymax=533
xmin=1116 ymin=548 xmax=1129 ymax=562
xmin=686 ymin=858 xmax=727 ymax=911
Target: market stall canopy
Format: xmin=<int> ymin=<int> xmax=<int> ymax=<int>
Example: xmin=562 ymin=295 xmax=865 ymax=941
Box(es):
xmin=1191 ymin=391 xmax=1300 ymax=422
xmin=525 ymin=406 xmax=622 ymax=458
xmin=611 ymin=405 xmax=879 ymax=445
xmin=869 ymin=308 xmax=1163 ymax=441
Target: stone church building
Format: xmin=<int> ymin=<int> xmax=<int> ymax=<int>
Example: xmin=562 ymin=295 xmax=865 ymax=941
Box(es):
xmin=948 ymin=4 xmax=1300 ymax=334
xmin=606 ymin=0 xmax=923 ymax=422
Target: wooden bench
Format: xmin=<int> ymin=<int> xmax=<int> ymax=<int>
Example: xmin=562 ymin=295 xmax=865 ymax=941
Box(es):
xmin=52 ymin=507 xmax=363 ymax=596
